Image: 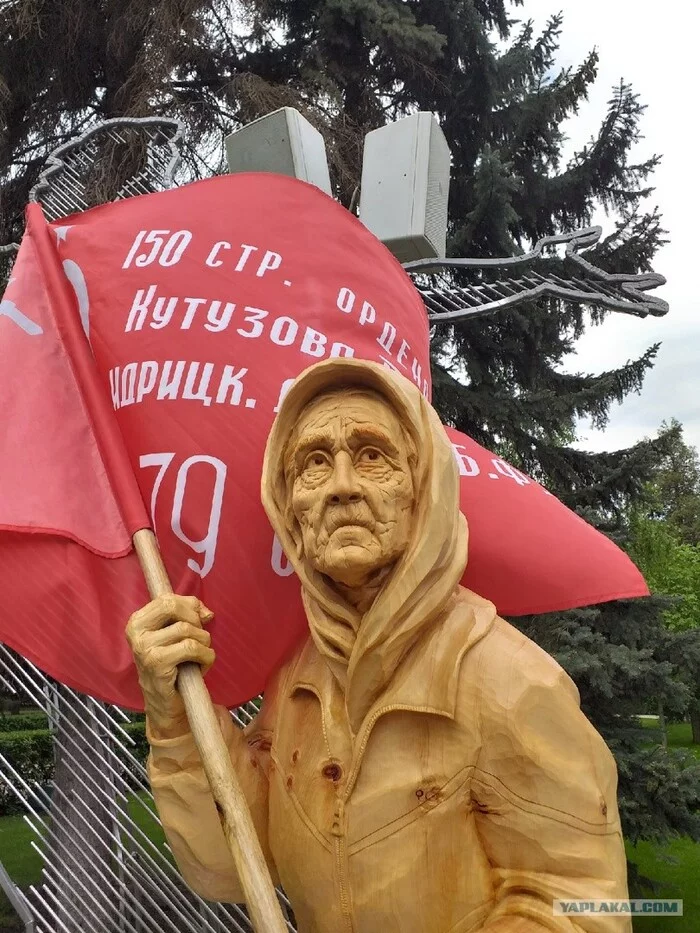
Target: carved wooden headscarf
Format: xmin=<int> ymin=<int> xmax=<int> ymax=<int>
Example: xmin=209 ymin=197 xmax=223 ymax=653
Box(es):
xmin=261 ymin=359 xmax=468 ymax=725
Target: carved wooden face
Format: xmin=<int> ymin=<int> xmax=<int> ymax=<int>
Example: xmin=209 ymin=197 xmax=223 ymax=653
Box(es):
xmin=289 ymin=389 xmax=415 ymax=588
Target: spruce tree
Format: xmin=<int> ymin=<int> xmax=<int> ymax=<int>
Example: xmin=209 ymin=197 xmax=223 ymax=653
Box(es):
xmin=516 ymin=601 xmax=700 ymax=847
xmin=629 ymin=422 xmax=700 ymax=746
xmin=644 ymin=419 xmax=700 ymax=547
xmin=0 ymin=1 xmax=668 ymax=500
xmin=2 ymin=0 xmax=697 ymax=854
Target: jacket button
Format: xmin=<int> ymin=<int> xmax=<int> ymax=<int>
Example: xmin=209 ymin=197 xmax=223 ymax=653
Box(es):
xmin=286 ymin=775 xmax=293 ymax=789
xmin=322 ymin=763 xmax=343 ymax=782
xmin=292 ymin=750 xmax=299 ymax=764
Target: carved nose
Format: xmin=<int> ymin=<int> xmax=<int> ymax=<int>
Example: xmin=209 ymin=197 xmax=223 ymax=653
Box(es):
xmin=330 ymin=490 xmax=362 ymax=504
xmin=327 ymin=453 xmax=362 ymax=505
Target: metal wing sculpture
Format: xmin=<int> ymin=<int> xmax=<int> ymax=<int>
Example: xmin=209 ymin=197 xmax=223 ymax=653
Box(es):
xmin=29 ymin=116 xmax=184 ymax=221
xmin=404 ymin=227 xmax=668 ymax=321
xmin=15 ymin=116 xmax=668 ymax=325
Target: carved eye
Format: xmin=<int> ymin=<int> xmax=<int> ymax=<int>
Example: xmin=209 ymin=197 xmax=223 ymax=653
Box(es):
xmin=358 ymin=448 xmax=383 ymax=464
xmin=304 ymin=451 xmax=330 ymax=471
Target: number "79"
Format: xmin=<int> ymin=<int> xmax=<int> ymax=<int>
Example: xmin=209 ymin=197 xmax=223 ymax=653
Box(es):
xmin=139 ymin=453 xmax=227 ymax=578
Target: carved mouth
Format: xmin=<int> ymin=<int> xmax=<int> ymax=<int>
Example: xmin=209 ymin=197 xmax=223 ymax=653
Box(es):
xmin=326 ymin=515 xmax=373 ymax=535
xmin=329 ymin=524 xmax=373 ymax=548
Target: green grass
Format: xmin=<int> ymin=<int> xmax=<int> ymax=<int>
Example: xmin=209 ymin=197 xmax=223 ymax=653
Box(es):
xmin=638 ymin=718 xmax=700 ymax=760
xmin=667 ymin=722 xmax=700 ymax=756
xmin=0 ymin=794 xmax=167 ymax=932
xmin=627 ymin=836 xmax=700 ymax=931
xmin=0 ymin=899 xmax=22 ymax=931
xmin=0 ymin=814 xmax=43 ymax=887
xmin=628 ymin=720 xmax=699 ymax=929
xmin=126 ymin=791 xmax=167 ymax=849
xmin=0 ymin=814 xmax=43 ymax=932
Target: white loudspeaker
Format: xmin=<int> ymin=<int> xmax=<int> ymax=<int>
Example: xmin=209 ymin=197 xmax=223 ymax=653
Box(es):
xmin=224 ymin=108 xmax=332 ymax=196
xmin=359 ymin=112 xmax=451 ymax=262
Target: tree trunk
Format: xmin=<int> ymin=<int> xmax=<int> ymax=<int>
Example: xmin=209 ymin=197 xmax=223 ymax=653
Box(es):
xmin=657 ymin=699 xmax=667 ymax=747
xmin=48 ymin=686 xmax=120 ymax=933
xmin=690 ymin=703 xmax=700 ymax=746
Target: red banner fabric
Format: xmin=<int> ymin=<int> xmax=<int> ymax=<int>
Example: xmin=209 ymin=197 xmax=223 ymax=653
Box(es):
xmin=0 ymin=174 xmax=648 ymax=709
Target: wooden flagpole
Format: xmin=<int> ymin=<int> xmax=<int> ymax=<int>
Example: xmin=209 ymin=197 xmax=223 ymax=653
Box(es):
xmin=133 ymin=529 xmax=288 ymax=933
xmin=30 ymin=204 xmax=285 ymax=932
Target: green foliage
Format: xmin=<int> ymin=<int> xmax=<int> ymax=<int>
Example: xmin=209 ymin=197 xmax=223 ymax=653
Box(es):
xmin=615 ymin=744 xmax=700 ymax=846
xmin=517 ymin=420 xmax=700 ymax=853
xmin=0 ymin=721 xmax=148 ymax=816
xmin=643 ymin=420 xmax=700 ymax=546
xmin=0 ymin=710 xmax=49 ymax=732
xmin=629 ymin=515 xmax=700 ymax=632
xmin=640 ymin=720 xmax=700 ymax=760
xmin=514 ymin=600 xmax=700 ymax=846
xmin=123 ymin=719 xmax=150 ymax=769
xmin=626 ymin=421 xmax=700 ymax=745
xmin=0 ymin=794 xmax=168 ymax=932
xmin=0 ymin=813 xmax=44 ymax=886
xmin=0 ymin=728 xmax=54 ymax=816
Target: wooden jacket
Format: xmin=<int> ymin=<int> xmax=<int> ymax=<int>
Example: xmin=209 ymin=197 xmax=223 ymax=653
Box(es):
xmin=148 ymin=590 xmax=631 ymax=933
xmin=148 ymin=359 xmax=631 ymax=932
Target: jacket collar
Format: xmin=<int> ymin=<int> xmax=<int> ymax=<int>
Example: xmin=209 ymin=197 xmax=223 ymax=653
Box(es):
xmin=288 ymin=587 xmax=496 ymax=728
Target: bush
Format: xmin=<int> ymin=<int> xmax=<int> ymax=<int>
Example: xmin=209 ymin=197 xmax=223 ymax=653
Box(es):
xmin=122 ymin=720 xmax=149 ymax=774
xmin=0 ymin=711 xmax=48 ymax=733
xmin=0 ymin=721 xmax=148 ymax=816
xmin=0 ymin=696 xmax=21 ymax=715
xmin=0 ymin=728 xmax=55 ymax=815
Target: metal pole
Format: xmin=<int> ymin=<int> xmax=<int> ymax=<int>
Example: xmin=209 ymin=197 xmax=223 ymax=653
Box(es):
xmin=0 ymin=860 xmax=36 ymax=933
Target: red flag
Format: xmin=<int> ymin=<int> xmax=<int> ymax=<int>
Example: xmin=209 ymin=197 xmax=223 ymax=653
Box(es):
xmin=447 ymin=429 xmax=649 ymax=614
xmin=0 ymin=204 xmax=150 ymax=703
xmin=0 ymin=174 xmax=648 ymax=709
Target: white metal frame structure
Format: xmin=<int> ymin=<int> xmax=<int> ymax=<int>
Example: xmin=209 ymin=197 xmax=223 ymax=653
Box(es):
xmin=2 ymin=117 xmax=295 ymax=933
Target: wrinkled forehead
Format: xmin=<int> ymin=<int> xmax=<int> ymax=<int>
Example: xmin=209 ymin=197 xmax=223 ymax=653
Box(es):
xmin=294 ymin=387 xmax=403 ymax=439
xmin=281 ymin=387 xmax=408 ymax=478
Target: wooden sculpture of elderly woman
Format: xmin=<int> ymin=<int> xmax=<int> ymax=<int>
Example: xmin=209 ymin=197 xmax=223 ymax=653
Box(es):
xmin=127 ymin=358 xmax=632 ymax=933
